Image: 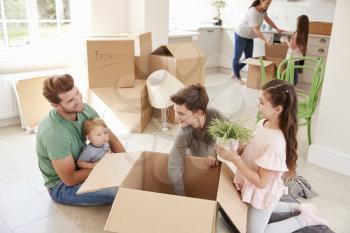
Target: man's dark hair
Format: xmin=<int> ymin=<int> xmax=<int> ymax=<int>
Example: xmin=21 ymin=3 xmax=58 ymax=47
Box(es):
xmin=170 ymin=83 xmax=209 ymax=112
xmin=43 ymin=74 xmax=74 ymax=104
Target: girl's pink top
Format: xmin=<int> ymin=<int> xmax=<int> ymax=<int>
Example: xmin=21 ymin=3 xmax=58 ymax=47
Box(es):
xmin=234 ymin=120 xmax=289 ymax=210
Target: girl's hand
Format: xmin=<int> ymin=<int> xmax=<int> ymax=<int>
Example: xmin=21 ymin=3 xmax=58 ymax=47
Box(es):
xmin=215 ymin=145 xmax=239 ymax=163
xmin=237 ymin=144 xmax=247 ymax=155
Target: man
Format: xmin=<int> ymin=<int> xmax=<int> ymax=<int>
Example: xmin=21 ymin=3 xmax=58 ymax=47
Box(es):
xmin=36 ymin=74 xmax=125 ymax=205
xmin=168 ymin=83 xmax=226 ymax=196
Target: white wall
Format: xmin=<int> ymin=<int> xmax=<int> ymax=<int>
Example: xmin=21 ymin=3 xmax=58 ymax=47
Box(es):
xmin=90 ymin=0 xmax=129 ymax=35
xmin=145 ymin=0 xmax=169 ymax=48
xmin=129 ymin=0 xmax=146 ymax=34
xmin=308 ymin=0 xmax=350 ymax=176
xmin=170 ymin=0 xmax=336 ymax=31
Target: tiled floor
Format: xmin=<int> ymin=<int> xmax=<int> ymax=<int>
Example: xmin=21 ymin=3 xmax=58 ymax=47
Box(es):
xmin=0 ymin=73 xmax=349 ymax=233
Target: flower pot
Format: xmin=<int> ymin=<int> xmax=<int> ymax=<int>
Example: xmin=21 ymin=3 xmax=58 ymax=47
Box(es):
xmin=216 ymin=138 xmax=239 ymax=151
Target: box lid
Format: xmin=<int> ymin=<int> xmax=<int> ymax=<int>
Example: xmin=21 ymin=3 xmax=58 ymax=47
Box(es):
xmin=216 ymin=164 xmax=247 ymax=233
xmin=243 ymin=58 xmax=274 ymax=67
xmin=86 ymin=32 xmax=152 ymax=56
xmin=77 ymin=152 xmax=142 ymax=194
xmin=105 ymin=188 xmax=217 ymax=233
xmin=152 ymin=42 xmax=205 ymax=59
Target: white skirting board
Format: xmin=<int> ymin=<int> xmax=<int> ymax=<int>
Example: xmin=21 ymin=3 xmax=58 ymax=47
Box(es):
xmin=308 ymin=144 xmax=350 ymax=177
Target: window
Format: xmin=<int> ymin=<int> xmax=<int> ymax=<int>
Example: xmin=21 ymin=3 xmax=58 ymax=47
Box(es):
xmin=0 ymin=0 xmax=71 ymax=48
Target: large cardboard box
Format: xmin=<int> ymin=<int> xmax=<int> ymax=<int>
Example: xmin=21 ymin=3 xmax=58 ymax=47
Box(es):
xmin=243 ymin=43 xmax=288 ymax=89
xmin=78 ymin=151 xmax=247 ymax=233
xmin=87 ymin=39 xmax=135 ymax=88
xmin=88 ymin=80 xmax=152 ymax=134
xmin=149 ymin=42 xmax=206 ymax=86
xmin=309 ymin=21 xmax=333 ymax=35
xmin=86 ymin=33 xmax=152 ymax=88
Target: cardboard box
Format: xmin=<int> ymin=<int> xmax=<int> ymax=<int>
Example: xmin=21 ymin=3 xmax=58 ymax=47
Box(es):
xmin=14 ymin=76 xmax=52 ymax=131
xmin=87 ymin=39 xmax=135 ymax=88
xmin=134 ymin=32 xmax=152 ymax=80
xmin=243 ymin=43 xmax=288 ymax=89
xmin=88 ymin=80 xmax=152 ymax=134
xmin=77 ymin=151 xmax=247 ymax=233
xmin=86 ymin=33 xmax=152 ymax=88
xmin=149 ymin=42 xmax=206 ymax=86
xmin=309 ymin=21 xmax=333 ymax=36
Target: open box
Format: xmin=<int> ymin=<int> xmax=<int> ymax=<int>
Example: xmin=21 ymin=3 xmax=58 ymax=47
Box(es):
xmin=243 ymin=43 xmax=288 ymax=89
xmin=149 ymin=42 xmax=206 ymax=86
xmin=77 ymin=151 xmax=247 ymax=233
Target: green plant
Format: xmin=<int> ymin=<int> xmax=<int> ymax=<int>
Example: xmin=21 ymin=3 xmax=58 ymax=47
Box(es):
xmin=208 ymin=119 xmax=253 ymax=144
xmin=212 ymin=0 xmax=227 ymax=20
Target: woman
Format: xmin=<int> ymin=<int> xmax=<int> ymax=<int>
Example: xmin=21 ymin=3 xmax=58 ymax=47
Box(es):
xmin=232 ymin=0 xmax=283 ymax=85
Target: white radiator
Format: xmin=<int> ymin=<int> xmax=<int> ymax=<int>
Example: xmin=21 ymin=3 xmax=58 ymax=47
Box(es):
xmin=0 ymin=78 xmax=19 ymax=120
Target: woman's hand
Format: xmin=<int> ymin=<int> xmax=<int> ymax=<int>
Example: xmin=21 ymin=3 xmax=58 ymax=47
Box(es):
xmin=215 ymin=145 xmax=239 ymax=163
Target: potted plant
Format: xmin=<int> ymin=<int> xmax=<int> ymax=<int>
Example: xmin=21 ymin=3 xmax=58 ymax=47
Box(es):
xmin=208 ymin=118 xmax=252 ymax=151
xmin=212 ymin=0 xmax=227 ymax=26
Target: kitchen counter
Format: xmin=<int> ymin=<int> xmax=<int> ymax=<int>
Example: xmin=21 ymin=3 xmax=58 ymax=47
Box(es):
xmin=168 ymin=30 xmax=199 ymax=39
xmin=173 ymin=25 xmax=330 ymax=38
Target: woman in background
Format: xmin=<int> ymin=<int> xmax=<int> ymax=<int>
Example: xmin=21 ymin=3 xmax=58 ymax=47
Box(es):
xmin=232 ymin=0 xmax=283 ymax=85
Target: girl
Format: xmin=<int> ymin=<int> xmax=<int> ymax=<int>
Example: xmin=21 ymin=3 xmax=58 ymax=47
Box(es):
xmin=283 ymin=15 xmax=309 ymax=85
xmin=232 ymin=0 xmax=283 ymax=85
xmin=216 ymin=80 xmax=327 ymax=233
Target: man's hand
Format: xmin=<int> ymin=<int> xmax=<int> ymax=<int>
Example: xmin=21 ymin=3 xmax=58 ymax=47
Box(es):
xmin=52 ymin=156 xmax=92 ymax=186
xmin=206 ymin=156 xmax=219 ymax=168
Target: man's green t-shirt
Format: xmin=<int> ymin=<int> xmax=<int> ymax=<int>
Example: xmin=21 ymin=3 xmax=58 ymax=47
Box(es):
xmin=36 ymin=103 xmax=99 ymax=188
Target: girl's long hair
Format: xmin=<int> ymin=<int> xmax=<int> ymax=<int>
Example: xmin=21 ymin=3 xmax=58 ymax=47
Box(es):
xmin=295 ymin=15 xmax=309 ymax=55
xmin=262 ymin=80 xmax=298 ymax=180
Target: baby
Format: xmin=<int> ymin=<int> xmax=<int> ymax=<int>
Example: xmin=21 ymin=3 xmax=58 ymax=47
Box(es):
xmin=77 ymin=118 xmax=111 ymax=168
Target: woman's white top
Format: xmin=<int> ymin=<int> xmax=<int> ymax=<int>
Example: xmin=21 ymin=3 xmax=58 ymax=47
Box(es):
xmin=236 ymin=7 xmax=267 ymax=39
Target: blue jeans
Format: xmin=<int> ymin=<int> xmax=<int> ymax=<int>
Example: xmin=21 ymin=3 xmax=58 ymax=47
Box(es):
xmin=233 ymin=33 xmax=254 ymax=79
xmin=48 ymin=182 xmax=118 ymax=205
xmin=293 ymin=60 xmax=303 ymax=85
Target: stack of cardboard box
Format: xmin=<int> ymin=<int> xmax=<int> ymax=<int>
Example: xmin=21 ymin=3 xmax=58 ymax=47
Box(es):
xmin=86 ymin=33 xmax=153 ymax=133
xmin=87 ymin=33 xmax=206 ymax=129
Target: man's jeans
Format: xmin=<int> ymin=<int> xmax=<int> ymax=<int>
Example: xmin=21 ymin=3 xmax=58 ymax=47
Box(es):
xmin=48 ymin=182 xmax=117 ymax=205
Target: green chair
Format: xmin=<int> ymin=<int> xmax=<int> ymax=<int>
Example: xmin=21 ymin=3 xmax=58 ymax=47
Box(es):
xmin=256 ymin=57 xmax=267 ymax=122
xmin=277 ymin=55 xmax=321 ymax=85
xmin=278 ymin=56 xmax=325 ymax=145
xmin=258 ymin=56 xmax=325 ymax=145
xmin=296 ymin=57 xmax=325 ymax=145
